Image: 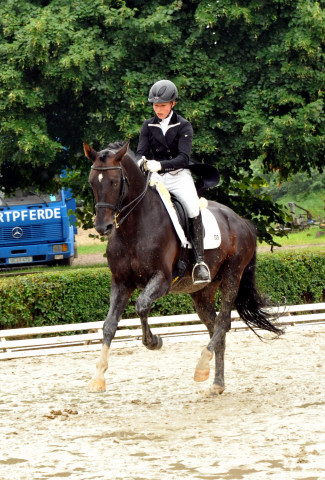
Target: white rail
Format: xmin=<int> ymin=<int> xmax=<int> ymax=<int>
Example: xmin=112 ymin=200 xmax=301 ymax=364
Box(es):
xmin=1 ymin=303 xmax=325 ymax=360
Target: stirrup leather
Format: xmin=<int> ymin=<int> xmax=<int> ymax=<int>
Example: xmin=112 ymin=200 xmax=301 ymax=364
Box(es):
xmin=192 ymin=261 xmax=211 ymax=284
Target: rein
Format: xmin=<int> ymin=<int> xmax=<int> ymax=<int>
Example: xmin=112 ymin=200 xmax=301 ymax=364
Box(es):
xmin=91 ymin=164 xmax=151 ymax=228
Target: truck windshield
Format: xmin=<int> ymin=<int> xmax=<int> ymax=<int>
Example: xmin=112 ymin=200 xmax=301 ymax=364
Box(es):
xmin=0 ymin=190 xmax=62 ymax=207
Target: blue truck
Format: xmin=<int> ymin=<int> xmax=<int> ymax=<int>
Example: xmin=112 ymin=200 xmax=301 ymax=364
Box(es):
xmin=0 ymin=189 xmax=77 ymax=267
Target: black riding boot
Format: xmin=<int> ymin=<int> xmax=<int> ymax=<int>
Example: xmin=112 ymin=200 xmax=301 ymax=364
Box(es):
xmin=189 ymin=213 xmax=211 ymax=284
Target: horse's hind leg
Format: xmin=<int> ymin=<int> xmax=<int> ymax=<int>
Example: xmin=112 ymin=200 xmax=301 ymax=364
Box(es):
xmin=192 ymin=266 xmax=241 ymax=394
xmin=191 ymin=284 xmax=225 ymax=392
xmin=206 ymin=264 xmax=243 ymax=394
xmin=135 ymin=272 xmax=170 ymax=350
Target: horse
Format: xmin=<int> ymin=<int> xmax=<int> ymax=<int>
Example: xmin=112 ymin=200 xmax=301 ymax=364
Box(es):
xmin=84 ymin=141 xmax=283 ymax=395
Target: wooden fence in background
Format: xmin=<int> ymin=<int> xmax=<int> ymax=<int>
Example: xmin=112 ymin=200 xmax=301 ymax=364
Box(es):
xmin=1 ymin=303 xmax=325 ymax=360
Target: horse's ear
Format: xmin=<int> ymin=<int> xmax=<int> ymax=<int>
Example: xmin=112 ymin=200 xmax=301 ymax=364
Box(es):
xmin=83 ymin=142 xmax=97 ymax=162
xmin=114 ymin=141 xmax=130 ymax=163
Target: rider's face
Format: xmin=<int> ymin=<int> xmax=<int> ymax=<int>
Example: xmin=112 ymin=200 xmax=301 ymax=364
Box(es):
xmin=153 ymin=101 xmax=175 ymax=119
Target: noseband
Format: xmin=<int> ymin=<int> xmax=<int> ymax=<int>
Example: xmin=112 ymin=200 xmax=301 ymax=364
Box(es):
xmin=91 ymin=164 xmax=150 ymax=228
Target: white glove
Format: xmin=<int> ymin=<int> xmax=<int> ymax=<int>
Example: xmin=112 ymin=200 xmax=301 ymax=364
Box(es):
xmin=137 ymin=156 xmax=146 ymax=168
xmin=144 ymin=160 xmax=161 ymax=173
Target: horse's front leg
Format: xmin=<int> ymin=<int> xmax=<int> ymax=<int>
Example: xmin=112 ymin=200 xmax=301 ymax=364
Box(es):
xmin=135 ymin=272 xmax=170 ymax=351
xmin=88 ymin=281 xmax=133 ymax=393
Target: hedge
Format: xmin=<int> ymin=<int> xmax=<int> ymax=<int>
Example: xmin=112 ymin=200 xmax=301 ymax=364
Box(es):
xmin=0 ymin=252 xmax=324 ymax=330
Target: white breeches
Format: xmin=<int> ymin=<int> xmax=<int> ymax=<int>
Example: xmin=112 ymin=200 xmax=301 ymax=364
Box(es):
xmin=151 ymin=169 xmax=200 ymax=218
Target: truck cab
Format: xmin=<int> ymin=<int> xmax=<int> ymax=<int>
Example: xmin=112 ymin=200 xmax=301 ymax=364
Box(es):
xmin=0 ymin=189 xmax=77 ymax=267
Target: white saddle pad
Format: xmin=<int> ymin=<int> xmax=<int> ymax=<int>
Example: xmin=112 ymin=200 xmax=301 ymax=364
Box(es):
xmin=151 ymin=180 xmax=221 ymax=249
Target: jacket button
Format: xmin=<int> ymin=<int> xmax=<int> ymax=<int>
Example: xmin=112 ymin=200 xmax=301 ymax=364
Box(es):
xmin=169 ymin=156 xmax=172 ymax=159
xmin=156 ymin=148 xmax=159 ymax=152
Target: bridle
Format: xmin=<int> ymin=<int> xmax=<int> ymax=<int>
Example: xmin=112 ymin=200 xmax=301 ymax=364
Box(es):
xmin=90 ymin=164 xmax=151 ymax=228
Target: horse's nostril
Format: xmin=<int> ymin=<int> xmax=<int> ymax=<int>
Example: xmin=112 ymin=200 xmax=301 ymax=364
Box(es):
xmin=105 ymin=224 xmax=113 ymax=235
xmin=95 ymin=223 xmax=112 ymax=236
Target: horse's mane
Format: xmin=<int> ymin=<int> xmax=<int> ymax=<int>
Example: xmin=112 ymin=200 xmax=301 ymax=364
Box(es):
xmin=101 ymin=141 xmax=136 ymax=162
xmin=106 ymin=141 xmax=125 ymax=150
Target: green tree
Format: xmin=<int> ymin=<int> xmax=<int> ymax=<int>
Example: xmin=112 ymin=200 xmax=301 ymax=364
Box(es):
xmin=1 ymin=0 xmax=324 ymax=243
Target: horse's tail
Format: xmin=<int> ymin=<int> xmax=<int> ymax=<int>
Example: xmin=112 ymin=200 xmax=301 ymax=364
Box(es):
xmin=234 ymin=251 xmax=284 ymax=338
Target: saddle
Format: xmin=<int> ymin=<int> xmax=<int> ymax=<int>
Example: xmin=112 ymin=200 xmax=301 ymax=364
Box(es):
xmin=169 ymin=193 xmax=190 ymax=239
xmin=149 ymin=179 xmax=220 ymax=284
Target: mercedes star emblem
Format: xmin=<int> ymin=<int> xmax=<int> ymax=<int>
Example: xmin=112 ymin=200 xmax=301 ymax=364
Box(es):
xmin=11 ymin=226 xmax=24 ymax=239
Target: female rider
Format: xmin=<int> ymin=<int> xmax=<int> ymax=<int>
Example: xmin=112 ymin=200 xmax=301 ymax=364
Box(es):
xmin=136 ymin=79 xmax=210 ymax=284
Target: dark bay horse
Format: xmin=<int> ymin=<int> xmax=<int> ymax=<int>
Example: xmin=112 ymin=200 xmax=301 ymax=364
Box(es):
xmin=84 ymin=141 xmax=283 ymax=395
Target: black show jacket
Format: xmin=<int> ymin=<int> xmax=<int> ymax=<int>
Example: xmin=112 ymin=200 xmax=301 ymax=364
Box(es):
xmin=135 ymin=111 xmax=193 ymax=173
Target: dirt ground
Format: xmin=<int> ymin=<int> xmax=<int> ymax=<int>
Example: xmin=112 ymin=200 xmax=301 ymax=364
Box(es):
xmin=74 ymin=252 xmax=107 ymax=266
xmin=73 ymin=228 xmax=107 ymax=267
xmin=1 ymin=325 xmax=324 ymax=480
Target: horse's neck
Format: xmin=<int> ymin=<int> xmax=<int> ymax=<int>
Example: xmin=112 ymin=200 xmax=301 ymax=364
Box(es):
xmin=123 ymin=156 xmax=147 ymax=200
xmin=121 ymin=157 xmax=164 ymax=226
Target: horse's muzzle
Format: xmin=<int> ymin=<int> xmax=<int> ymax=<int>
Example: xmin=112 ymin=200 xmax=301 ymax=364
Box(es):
xmin=95 ymin=222 xmax=113 ymax=236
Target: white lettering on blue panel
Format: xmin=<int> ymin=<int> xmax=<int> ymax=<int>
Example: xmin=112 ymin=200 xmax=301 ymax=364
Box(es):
xmin=45 ymin=209 xmax=53 ymax=219
xmin=0 ymin=208 xmax=62 ymax=223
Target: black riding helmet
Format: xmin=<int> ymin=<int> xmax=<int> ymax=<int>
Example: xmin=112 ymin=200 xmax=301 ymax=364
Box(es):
xmin=148 ymin=79 xmax=178 ymax=103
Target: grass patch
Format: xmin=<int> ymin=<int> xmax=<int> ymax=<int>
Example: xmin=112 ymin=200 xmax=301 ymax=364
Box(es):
xmin=78 ymin=244 xmax=106 ymax=255
xmin=260 ymin=226 xmax=325 ymax=247
xmin=258 ymin=245 xmax=325 ymax=254
xmin=278 ymin=191 xmax=325 ymax=220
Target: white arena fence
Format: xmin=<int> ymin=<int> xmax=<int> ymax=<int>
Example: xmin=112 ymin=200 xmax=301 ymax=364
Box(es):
xmin=1 ymin=303 xmax=325 ymax=360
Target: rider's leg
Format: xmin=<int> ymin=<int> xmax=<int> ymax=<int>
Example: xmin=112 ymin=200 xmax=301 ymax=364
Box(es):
xmin=188 ymin=212 xmax=211 ymax=283
xmin=156 ymin=170 xmax=211 ymax=284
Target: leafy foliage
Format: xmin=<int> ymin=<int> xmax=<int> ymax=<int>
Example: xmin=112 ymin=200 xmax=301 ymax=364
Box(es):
xmin=257 ymin=252 xmax=325 ymax=304
xmin=1 ymin=0 xmax=324 ymax=243
xmin=1 ymin=252 xmax=324 ymax=329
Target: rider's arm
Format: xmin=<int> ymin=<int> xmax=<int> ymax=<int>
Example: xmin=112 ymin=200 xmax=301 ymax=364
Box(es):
xmin=159 ymin=121 xmax=193 ymax=173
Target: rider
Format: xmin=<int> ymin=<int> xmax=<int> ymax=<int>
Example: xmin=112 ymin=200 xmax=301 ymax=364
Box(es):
xmin=136 ymin=79 xmax=211 ymax=284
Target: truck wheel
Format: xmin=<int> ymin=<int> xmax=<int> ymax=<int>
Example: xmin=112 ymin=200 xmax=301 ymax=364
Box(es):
xmin=61 ymin=256 xmax=73 ymax=266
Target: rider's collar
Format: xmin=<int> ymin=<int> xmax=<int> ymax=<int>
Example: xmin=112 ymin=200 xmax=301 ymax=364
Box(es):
xmin=159 ymin=110 xmax=174 ymax=126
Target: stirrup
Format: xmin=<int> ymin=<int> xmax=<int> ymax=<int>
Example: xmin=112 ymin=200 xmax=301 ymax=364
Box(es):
xmin=192 ymin=262 xmax=211 ymax=285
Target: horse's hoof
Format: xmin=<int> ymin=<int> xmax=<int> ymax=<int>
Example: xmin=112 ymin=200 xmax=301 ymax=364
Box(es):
xmin=194 ymin=368 xmax=210 ymax=382
xmin=194 ymin=347 xmax=213 ymax=382
xmin=88 ymin=379 xmax=106 ymax=393
xmin=155 ymin=335 xmax=163 ymax=350
xmin=209 ymin=384 xmax=225 ymax=395
xmin=146 ymin=335 xmax=163 ymax=350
